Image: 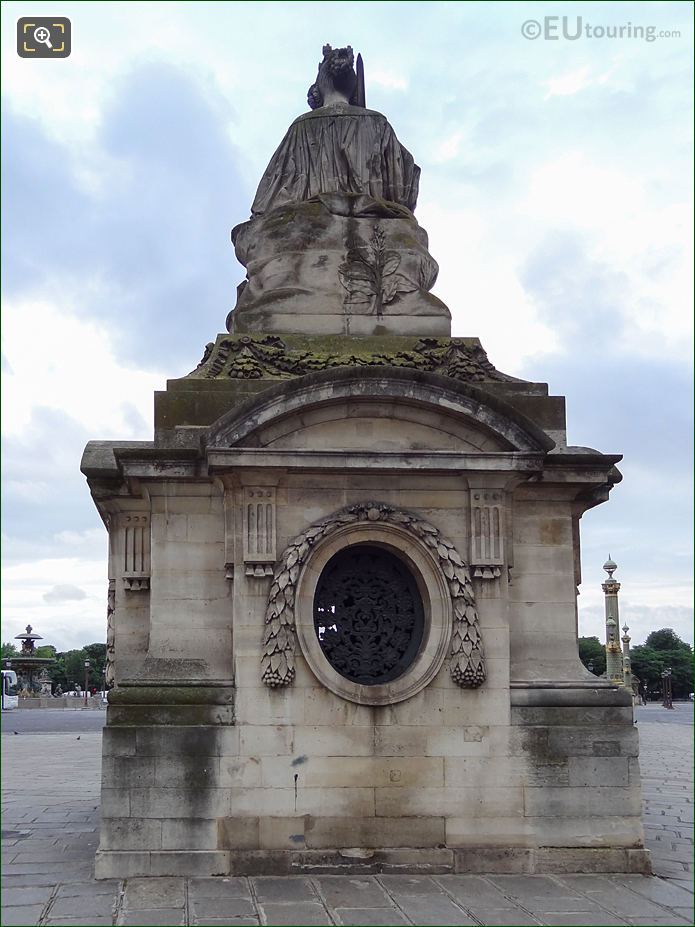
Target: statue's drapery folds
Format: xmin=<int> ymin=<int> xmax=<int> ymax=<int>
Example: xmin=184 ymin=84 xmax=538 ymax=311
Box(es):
xmin=229 ymin=102 xmax=449 ymax=337
xmin=251 ymin=105 xmax=420 ymax=216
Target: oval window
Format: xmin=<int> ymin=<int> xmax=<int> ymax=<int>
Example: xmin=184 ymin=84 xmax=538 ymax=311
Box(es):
xmin=313 ymin=544 xmax=425 ymax=685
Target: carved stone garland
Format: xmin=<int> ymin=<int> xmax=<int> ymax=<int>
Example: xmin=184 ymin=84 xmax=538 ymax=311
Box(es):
xmin=192 ymin=335 xmax=508 ymax=383
xmin=261 ymin=502 xmax=486 ymax=689
xmin=105 ymin=579 xmax=115 ymax=688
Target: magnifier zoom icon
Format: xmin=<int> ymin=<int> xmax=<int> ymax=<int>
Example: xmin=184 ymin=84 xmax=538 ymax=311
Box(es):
xmin=33 ymin=26 xmax=53 ymax=48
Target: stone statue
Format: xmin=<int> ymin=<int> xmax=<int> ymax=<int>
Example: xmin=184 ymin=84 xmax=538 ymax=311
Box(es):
xmin=251 ymin=45 xmax=419 ymax=216
xmin=227 ymin=45 xmax=451 ymax=338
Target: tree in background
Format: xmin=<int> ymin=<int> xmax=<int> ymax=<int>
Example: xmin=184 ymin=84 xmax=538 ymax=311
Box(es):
xmin=631 ymin=628 xmax=693 ymax=700
xmin=2 ymin=641 xmax=108 ymax=693
xmin=1 ymin=642 xmax=18 ymax=661
xmin=645 ymin=629 xmax=686 ymax=651
xmin=578 ymin=636 xmax=607 ymax=676
xmin=53 ymin=649 xmax=88 ymax=690
xmin=47 ymin=645 xmax=107 ymax=691
xmin=35 ymin=645 xmax=56 ymax=660
xmin=83 ymin=643 xmax=107 ymax=689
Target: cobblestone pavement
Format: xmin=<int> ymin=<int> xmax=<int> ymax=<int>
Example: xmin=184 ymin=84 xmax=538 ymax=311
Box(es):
xmin=637 ymin=706 xmax=694 ymax=885
xmin=1 ymin=706 xmax=693 ymax=926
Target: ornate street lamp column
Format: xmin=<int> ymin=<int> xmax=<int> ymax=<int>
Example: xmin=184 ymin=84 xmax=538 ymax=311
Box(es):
xmin=662 ymin=667 xmax=673 ymax=709
xmin=622 ymin=623 xmax=634 ymax=701
xmin=603 ymin=556 xmax=624 ymax=686
xmin=84 ymin=660 xmax=90 ymax=708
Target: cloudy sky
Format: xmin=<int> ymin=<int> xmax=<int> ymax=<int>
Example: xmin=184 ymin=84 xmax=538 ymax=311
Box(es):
xmin=2 ymin=1 xmax=692 ymax=652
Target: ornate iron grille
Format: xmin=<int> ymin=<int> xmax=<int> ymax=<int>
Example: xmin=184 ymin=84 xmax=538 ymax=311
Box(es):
xmin=313 ymin=544 xmax=425 ymax=685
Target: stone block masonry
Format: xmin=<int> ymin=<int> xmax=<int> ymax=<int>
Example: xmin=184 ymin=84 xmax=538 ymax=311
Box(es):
xmin=82 ymin=42 xmax=648 ymax=878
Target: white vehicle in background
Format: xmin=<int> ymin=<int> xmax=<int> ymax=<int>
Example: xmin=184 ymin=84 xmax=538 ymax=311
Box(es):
xmin=1 ymin=670 xmax=18 ymax=711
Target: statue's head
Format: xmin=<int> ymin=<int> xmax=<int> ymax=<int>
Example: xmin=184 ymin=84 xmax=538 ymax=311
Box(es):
xmin=307 ymin=44 xmax=358 ymax=109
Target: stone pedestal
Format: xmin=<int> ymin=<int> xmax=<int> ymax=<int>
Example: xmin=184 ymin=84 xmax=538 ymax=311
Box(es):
xmin=83 ymin=333 xmax=649 ymax=879
xmin=85 ymin=44 xmax=647 ymax=878
xmin=227 ymin=196 xmax=450 ymax=337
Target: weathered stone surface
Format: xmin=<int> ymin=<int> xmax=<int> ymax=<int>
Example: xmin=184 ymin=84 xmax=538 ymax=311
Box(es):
xmin=86 ymin=47 xmax=641 ymax=879
xmin=228 ymin=200 xmax=450 ymax=338
xmin=227 ymin=46 xmax=443 ymax=338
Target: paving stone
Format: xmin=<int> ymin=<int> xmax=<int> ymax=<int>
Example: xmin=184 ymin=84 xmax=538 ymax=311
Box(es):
xmin=0 ymin=886 xmax=53 ymax=906
xmin=56 ymin=879 xmax=120 ymax=897
xmin=435 ymin=874 xmax=517 ymax=908
xmin=626 ymin=919 xmax=693 ymax=926
xmin=1 ymin=863 xmax=94 ymax=878
xmin=46 ymin=919 xmax=112 ymax=926
xmin=192 ymin=920 xmax=258 ymax=926
xmin=191 ymin=896 xmax=256 ymax=918
xmin=315 ymin=876 xmax=391 ymax=908
xmin=1 ymin=874 xmax=63 ymax=888
xmin=609 ymin=875 xmax=695 ymax=908
xmin=650 ymin=859 xmax=691 ymax=878
xmin=0 ymin=905 xmax=45 ymax=926
xmin=334 ymin=907 xmax=409 ymax=926
xmin=464 ymin=910 xmax=541 ymax=926
xmin=9 ymin=851 xmax=70 ymax=864
xmin=124 ymin=877 xmax=185 ymax=909
xmin=49 ymin=894 xmax=116 ymax=917
xmin=537 ymin=914 xmax=627 ymax=926
xmin=189 ymin=877 xmax=250 ymax=898
xmin=488 ymin=875 xmax=583 ymax=903
xmin=670 ymin=881 xmax=695 ymax=895
xmin=378 ymin=875 xmax=439 ymax=896
xmin=252 ymin=876 xmax=317 ymax=902
xmin=532 ymin=902 xmax=626 ymax=919
xmin=259 ymin=902 xmax=332 ymax=925
xmin=119 ymin=908 xmax=186 ymax=926
xmin=399 ymin=893 xmax=478 ymax=925
xmin=560 ymin=876 xmax=678 ymax=919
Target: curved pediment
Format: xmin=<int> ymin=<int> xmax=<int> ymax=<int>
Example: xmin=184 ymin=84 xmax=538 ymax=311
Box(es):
xmin=204 ymin=367 xmax=554 ymax=455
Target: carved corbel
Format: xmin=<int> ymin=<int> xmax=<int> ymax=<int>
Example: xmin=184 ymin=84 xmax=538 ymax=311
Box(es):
xmin=119 ymin=514 xmax=151 ymax=591
xmin=243 ymin=486 xmax=276 ymax=578
xmin=469 ymin=489 xmax=505 ymax=580
xmin=222 ymin=484 xmax=235 ymax=581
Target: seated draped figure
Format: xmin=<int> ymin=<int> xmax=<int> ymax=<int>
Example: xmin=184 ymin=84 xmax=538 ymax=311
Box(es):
xmin=251 ymin=44 xmax=420 ymax=216
xmin=227 ymin=44 xmax=451 ymax=337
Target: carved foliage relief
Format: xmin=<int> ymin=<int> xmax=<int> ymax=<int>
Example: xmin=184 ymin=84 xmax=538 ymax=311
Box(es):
xmin=338 ymin=226 xmax=418 ymax=316
xmin=261 ymin=502 xmax=486 ymax=691
xmin=193 ymin=335 xmax=508 ymax=384
xmin=105 ymin=580 xmax=116 ymax=687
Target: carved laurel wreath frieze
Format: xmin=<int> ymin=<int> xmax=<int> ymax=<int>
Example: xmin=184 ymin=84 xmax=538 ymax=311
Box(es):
xmin=260 ymin=502 xmax=486 ymax=691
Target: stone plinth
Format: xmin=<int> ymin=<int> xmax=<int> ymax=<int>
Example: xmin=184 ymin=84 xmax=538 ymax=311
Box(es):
xmin=227 ymin=197 xmax=451 ymax=337
xmin=83 ymin=338 xmax=649 ymax=878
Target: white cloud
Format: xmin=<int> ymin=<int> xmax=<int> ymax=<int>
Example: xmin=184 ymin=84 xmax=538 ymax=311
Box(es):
xmin=418 ymin=200 xmax=560 ymax=373
xmin=2 ymin=555 xmax=107 ymax=650
xmin=43 ymin=583 xmax=88 ymax=603
xmin=1 ymin=296 xmax=165 ymax=437
xmin=433 ymin=131 xmax=464 ymax=163
xmin=544 ymin=67 xmax=593 ymax=99
xmin=368 ymin=68 xmax=408 ymax=92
